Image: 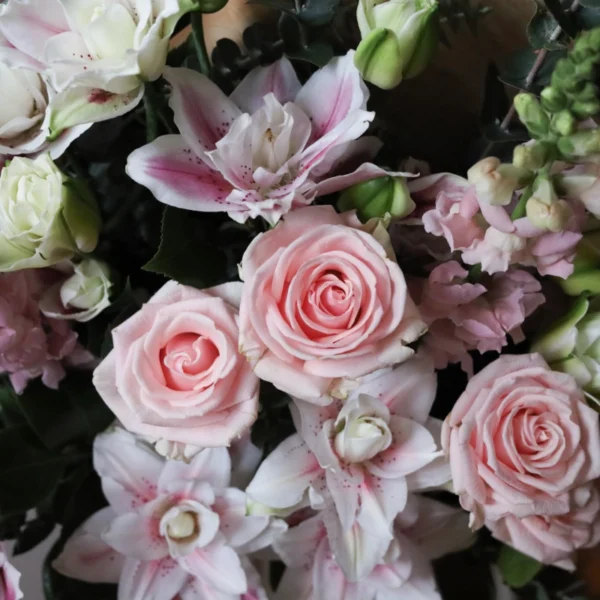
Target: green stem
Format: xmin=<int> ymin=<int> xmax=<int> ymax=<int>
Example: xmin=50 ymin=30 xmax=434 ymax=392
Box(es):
xmin=143 ymin=84 xmax=160 ymax=143
xmin=191 ymin=12 xmax=211 ymax=76
xmin=511 ymin=183 xmax=534 ymax=220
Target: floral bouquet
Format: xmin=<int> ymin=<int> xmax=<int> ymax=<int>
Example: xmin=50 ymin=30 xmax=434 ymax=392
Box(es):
xmin=2 ymin=0 xmax=600 ymax=598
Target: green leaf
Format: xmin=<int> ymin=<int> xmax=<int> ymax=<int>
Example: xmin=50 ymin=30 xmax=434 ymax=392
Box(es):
xmin=286 ymin=41 xmax=334 ymax=67
xmin=497 ymin=545 xmax=543 ymax=588
xmin=543 ymin=0 xmax=577 ymax=37
xmin=17 ymin=374 xmax=113 ymax=451
xmin=0 ymin=426 xmax=66 ymax=515
xmin=143 ymin=207 xmax=230 ymax=290
xmin=500 ymin=48 xmax=567 ymax=93
xmin=581 ymin=0 xmax=600 ymax=6
xmin=297 ymin=0 xmax=340 ymax=26
xmin=13 ymin=517 xmax=55 ymax=555
xmin=0 ymin=384 xmax=26 ymax=427
xmin=575 ymin=6 xmax=600 ymax=29
xmin=527 ymin=7 xmax=566 ymax=50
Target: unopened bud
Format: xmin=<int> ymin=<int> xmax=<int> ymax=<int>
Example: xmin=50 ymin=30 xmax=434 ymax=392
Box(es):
xmin=571 ymin=99 xmax=600 ymax=120
xmin=540 ymin=86 xmax=567 ymax=112
xmin=514 ymin=93 xmax=551 ymax=138
xmin=526 ymin=196 xmax=572 ymax=232
xmin=513 ymin=142 xmax=550 ymax=171
xmin=558 ymin=128 xmax=600 ymax=160
xmin=552 ymin=110 xmax=577 ymax=137
xmin=467 ymin=157 xmax=530 ymax=206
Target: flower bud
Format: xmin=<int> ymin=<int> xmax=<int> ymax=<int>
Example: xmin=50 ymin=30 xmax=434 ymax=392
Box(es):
xmin=41 ymin=259 xmax=112 ymax=322
xmin=560 ymin=230 xmax=600 ymax=296
xmin=338 ymin=175 xmax=416 ymax=221
xmin=355 ymin=0 xmax=439 ymax=89
xmin=540 ymin=86 xmax=567 ymax=112
xmin=467 ymin=157 xmax=530 ymax=206
xmin=191 ymin=0 xmax=228 ymax=13
xmin=571 ymin=100 xmax=600 ymax=120
xmin=334 ymin=414 xmax=392 ymax=463
xmin=512 ymin=142 xmax=551 ymax=171
xmin=525 ymin=176 xmax=572 ymax=232
xmin=551 ymin=110 xmax=577 ymax=137
xmin=558 ymin=128 xmax=600 ymax=160
xmin=0 ymin=155 xmax=101 ymax=272
xmin=533 ymin=297 xmax=600 ymax=395
xmin=514 ymin=93 xmax=551 ymax=138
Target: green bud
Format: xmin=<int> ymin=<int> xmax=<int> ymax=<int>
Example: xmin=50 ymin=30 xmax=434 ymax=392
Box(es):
xmin=535 ymin=296 xmax=600 ymax=394
xmin=514 ymin=93 xmax=550 ymax=138
xmin=551 ymin=110 xmax=577 ymax=137
xmin=513 ymin=142 xmax=551 ymax=171
xmin=189 ymin=0 xmax=228 ymax=12
xmin=591 ymin=28 xmax=600 ymax=51
xmin=571 ymin=99 xmax=600 ymax=120
xmin=355 ymin=0 xmax=439 ymax=89
xmin=355 ymin=29 xmax=405 ymax=90
xmin=338 ymin=175 xmax=416 ymax=221
xmin=575 ymin=57 xmax=597 ymax=80
xmin=576 ymin=82 xmax=598 ymax=101
xmin=540 ymin=86 xmax=567 ymax=112
xmin=558 ymin=128 xmax=600 ymax=160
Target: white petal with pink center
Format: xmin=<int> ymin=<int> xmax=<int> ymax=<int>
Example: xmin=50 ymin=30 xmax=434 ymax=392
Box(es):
xmin=54 ymin=427 xmax=285 ymax=600
xmin=127 ymin=52 xmax=398 ymax=225
xmin=246 ymin=357 xmax=450 ymax=580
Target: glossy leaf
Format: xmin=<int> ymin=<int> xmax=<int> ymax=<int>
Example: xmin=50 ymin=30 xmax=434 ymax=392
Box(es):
xmin=527 ymin=8 xmax=566 ymax=50
xmin=143 ymin=207 xmax=230 ymax=290
xmin=13 ymin=517 xmax=55 ymax=556
xmin=500 ymin=48 xmax=567 ymax=94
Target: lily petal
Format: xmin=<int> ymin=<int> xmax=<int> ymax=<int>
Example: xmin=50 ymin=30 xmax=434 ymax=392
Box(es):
xmin=118 ymin=557 xmax=188 ymax=600
xmin=127 ymin=135 xmax=234 ymax=212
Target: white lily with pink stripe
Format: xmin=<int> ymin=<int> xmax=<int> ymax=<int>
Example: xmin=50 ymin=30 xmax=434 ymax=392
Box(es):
xmin=127 ymin=51 xmax=391 ymax=225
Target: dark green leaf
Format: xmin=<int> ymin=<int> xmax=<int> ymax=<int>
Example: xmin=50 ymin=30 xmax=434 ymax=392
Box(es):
xmin=497 ymin=545 xmax=543 ymax=588
xmin=17 ymin=374 xmax=113 ymax=451
xmin=581 ymin=0 xmax=600 ymax=6
xmin=500 ymin=48 xmax=567 ymax=93
xmin=0 ymin=384 xmax=26 ymax=427
xmin=480 ymin=63 xmax=510 ymax=126
xmin=527 ymin=7 xmax=566 ymax=50
xmin=143 ymin=207 xmax=230 ymax=290
xmin=13 ymin=517 xmax=55 ymax=555
xmin=193 ymin=0 xmax=228 ymax=13
xmin=0 ymin=426 xmax=66 ymax=515
xmin=543 ymin=0 xmax=577 ymax=37
xmin=248 ymin=0 xmax=294 ymax=12
xmin=298 ymin=0 xmax=340 ymax=26
xmin=286 ymin=41 xmax=334 ymax=66
xmin=575 ymin=6 xmax=600 ymax=29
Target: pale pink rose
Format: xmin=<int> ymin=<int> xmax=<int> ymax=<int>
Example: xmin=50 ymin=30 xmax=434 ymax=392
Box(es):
xmin=0 ymin=544 xmax=22 ymax=600
xmin=127 ymin=52 xmax=396 ymax=226
xmin=54 ymin=427 xmax=283 ymax=600
xmin=489 ymin=484 xmax=600 ymax=571
xmin=0 ymin=270 xmax=88 ymax=393
xmin=414 ymin=263 xmax=544 ymax=373
xmin=93 ymin=281 xmax=259 ymax=448
xmin=246 ymin=357 xmax=450 ymax=580
xmin=442 ymin=354 xmax=600 ymax=528
xmin=238 ymin=205 xmax=426 ymax=402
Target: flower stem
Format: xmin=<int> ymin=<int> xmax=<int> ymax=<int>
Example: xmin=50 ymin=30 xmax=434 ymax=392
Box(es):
xmin=191 ymin=12 xmax=211 ymax=76
xmin=143 ymin=84 xmax=160 ymax=143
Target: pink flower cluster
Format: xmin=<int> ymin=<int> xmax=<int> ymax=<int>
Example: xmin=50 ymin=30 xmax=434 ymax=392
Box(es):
xmin=414 ymin=173 xmax=584 ymax=278
xmin=412 ymin=262 xmax=544 ymax=374
xmin=0 ymin=269 xmax=90 ymax=393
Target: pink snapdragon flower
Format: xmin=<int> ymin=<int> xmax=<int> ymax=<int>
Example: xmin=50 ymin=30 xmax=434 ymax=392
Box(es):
xmin=0 ymin=544 xmax=22 ymax=600
xmin=0 ymin=269 xmax=91 ymax=393
xmin=413 ymin=262 xmax=544 ymax=373
xmin=415 ymin=173 xmax=583 ymax=278
xmin=246 ymin=357 xmax=450 ymax=580
xmin=127 ymin=53 xmax=394 ymax=225
xmin=54 ymin=427 xmax=285 ymax=600
xmin=273 ymin=495 xmax=473 ymax=600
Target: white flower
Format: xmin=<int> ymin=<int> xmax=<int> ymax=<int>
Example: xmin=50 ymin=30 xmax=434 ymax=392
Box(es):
xmin=0 ymin=154 xmax=100 ymax=271
xmin=0 ymin=0 xmax=197 ymax=133
xmin=40 ymin=259 xmax=112 ymax=322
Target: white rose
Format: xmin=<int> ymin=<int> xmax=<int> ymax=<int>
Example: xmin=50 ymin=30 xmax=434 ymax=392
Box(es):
xmin=41 ymin=259 xmax=112 ymax=322
xmin=0 ymin=154 xmax=101 ymax=271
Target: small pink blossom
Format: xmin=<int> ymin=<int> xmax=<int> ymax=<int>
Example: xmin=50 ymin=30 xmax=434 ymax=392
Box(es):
xmin=53 ymin=427 xmax=284 ymax=600
xmin=441 ymin=354 xmax=600 ymax=529
xmin=414 ymin=262 xmax=544 ymax=373
xmin=0 ymin=269 xmax=90 ymax=393
xmin=127 ymin=53 xmax=395 ymax=225
xmin=0 ymin=544 xmax=22 ymax=600
xmin=246 ymin=357 xmax=449 ymax=580
xmin=489 ymin=484 xmax=600 ymax=571
xmin=417 ymin=173 xmax=583 ymax=278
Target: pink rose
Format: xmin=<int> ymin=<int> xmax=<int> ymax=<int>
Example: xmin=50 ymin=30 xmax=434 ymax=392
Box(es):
xmin=0 ymin=270 xmax=89 ymax=394
xmin=0 ymin=544 xmax=22 ymax=600
xmin=441 ymin=354 xmax=600 ymax=528
xmin=489 ymin=484 xmax=600 ymax=571
xmin=238 ymin=205 xmax=425 ymax=402
xmin=93 ymin=281 xmax=259 ymax=447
